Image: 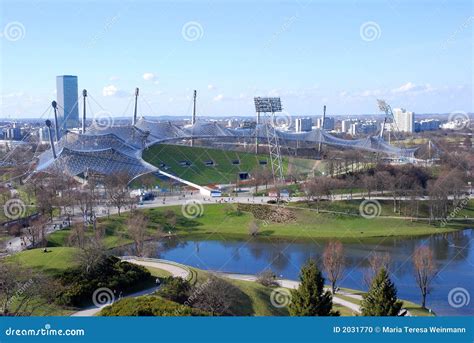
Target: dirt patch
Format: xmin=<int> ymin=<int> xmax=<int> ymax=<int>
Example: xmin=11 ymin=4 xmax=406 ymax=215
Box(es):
xmin=237 ymin=204 xmax=297 ymax=224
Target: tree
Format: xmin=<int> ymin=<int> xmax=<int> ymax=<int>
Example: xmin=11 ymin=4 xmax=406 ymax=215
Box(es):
xmin=105 ymin=172 xmax=131 ymax=216
xmin=126 ymin=211 xmax=149 ymax=257
xmin=191 ymin=276 xmax=240 ymax=316
xmin=288 ymin=259 xmax=338 ymax=316
xmin=248 ymin=220 xmax=259 ymax=237
xmin=360 ymin=268 xmax=403 ymax=316
xmin=22 ymin=216 xmax=48 ymax=248
xmin=0 ymin=260 xmax=60 ymax=316
xmin=412 ymin=246 xmax=437 ymax=308
xmin=364 ymin=252 xmax=391 ymax=286
xmin=74 ymin=239 xmax=106 ymax=274
xmin=323 ymin=241 xmax=344 ymax=294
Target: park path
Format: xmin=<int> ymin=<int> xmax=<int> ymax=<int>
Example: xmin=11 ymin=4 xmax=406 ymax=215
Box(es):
xmin=219 ymin=273 xmax=361 ymax=314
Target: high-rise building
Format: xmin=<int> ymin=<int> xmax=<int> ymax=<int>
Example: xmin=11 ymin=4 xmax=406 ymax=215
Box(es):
xmin=295 ymin=118 xmax=312 ymax=132
xmin=56 ymin=75 xmax=80 ymax=131
xmin=392 ymin=108 xmax=415 ymax=133
xmin=316 ymin=117 xmax=335 ymax=131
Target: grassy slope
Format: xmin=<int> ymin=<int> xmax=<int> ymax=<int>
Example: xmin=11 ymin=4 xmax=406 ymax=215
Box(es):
xmin=142 ymin=143 xmax=315 ymax=185
xmin=144 ymin=204 xmax=463 ymax=240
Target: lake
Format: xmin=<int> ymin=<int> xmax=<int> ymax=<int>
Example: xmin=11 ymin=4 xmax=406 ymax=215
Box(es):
xmin=114 ymin=229 xmax=473 ymax=316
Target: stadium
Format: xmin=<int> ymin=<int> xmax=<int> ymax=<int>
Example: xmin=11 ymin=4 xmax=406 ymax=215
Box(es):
xmin=35 ymin=92 xmax=418 ymax=193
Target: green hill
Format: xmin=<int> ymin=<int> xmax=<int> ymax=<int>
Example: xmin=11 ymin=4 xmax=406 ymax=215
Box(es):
xmin=142 ymin=144 xmax=316 ymax=185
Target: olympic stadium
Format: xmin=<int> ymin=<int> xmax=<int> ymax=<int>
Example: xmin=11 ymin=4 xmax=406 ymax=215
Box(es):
xmin=35 ymin=93 xmax=418 ymax=191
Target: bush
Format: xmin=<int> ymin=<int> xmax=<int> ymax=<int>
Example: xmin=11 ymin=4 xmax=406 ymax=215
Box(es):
xmin=256 ymin=269 xmax=278 ymax=287
xmin=99 ymin=296 xmax=208 ymax=316
xmin=58 ymin=256 xmax=152 ymax=307
xmin=157 ymin=277 xmax=191 ymax=304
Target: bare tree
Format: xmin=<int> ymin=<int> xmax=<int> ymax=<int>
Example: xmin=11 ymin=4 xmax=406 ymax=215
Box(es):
xmin=0 ymin=260 xmax=60 ymax=316
xmin=248 ymin=220 xmax=259 ymax=237
xmin=22 ymin=216 xmax=48 ymax=248
xmin=364 ymin=252 xmax=391 ymax=286
xmin=127 ymin=211 xmax=149 ymax=257
xmin=75 ymin=239 xmax=106 ymax=274
xmin=105 ymin=172 xmax=131 ymax=216
xmin=413 ymin=246 xmax=437 ymax=308
xmin=323 ymin=240 xmax=345 ymax=294
xmin=191 ymin=276 xmax=239 ymax=316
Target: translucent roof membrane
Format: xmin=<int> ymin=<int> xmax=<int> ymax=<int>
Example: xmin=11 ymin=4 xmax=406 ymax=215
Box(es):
xmin=36 ymin=119 xmax=417 ymax=183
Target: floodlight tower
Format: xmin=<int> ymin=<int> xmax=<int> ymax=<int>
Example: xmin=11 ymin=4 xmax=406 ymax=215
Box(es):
xmin=82 ymin=89 xmax=87 ymax=134
xmin=318 ymin=105 xmax=326 ymax=155
xmin=133 ymin=87 xmax=139 ymax=125
xmin=254 ymin=97 xmax=284 ymax=185
xmin=191 ymin=90 xmax=197 ymax=147
xmin=51 ymin=101 xmax=60 ymax=142
xmin=45 ymin=119 xmax=57 ymax=159
xmin=377 ymin=99 xmax=394 ymax=142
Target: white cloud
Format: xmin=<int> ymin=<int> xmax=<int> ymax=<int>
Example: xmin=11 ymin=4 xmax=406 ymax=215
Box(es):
xmin=109 ymin=75 xmax=120 ymax=81
xmin=213 ymin=94 xmax=224 ymax=101
xmin=103 ymin=85 xmax=118 ymax=96
xmin=392 ymin=82 xmax=435 ymax=94
xmin=102 ymin=85 xmax=129 ymax=97
xmin=143 ymin=72 xmax=157 ymax=81
xmin=208 ymin=84 xmax=216 ymax=90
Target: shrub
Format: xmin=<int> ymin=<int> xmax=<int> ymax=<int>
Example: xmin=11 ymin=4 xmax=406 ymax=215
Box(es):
xmin=256 ymin=269 xmax=278 ymax=287
xmin=99 ymin=296 xmax=208 ymax=316
xmin=58 ymin=256 xmax=152 ymax=307
xmin=157 ymin=277 xmax=191 ymax=304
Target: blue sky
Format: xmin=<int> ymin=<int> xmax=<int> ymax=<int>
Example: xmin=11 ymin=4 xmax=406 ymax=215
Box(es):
xmin=1 ymin=0 xmax=472 ymax=118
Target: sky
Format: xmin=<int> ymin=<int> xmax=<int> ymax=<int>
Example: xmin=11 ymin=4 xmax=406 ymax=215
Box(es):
xmin=0 ymin=0 xmax=472 ymax=119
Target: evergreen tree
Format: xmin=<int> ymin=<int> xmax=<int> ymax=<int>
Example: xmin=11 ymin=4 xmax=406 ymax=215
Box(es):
xmin=360 ymin=268 xmax=403 ymax=316
xmin=288 ymin=259 xmax=339 ymax=316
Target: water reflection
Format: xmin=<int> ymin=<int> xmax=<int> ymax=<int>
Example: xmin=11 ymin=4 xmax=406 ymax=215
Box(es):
xmin=113 ymin=229 xmax=473 ymax=316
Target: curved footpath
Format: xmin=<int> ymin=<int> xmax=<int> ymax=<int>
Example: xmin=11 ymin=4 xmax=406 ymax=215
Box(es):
xmin=71 ymin=258 xmax=368 ymax=317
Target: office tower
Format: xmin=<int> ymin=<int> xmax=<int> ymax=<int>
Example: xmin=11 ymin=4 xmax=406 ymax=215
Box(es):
xmin=56 ymin=75 xmax=80 ymax=131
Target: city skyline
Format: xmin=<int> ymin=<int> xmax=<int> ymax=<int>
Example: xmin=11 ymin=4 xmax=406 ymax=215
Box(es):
xmin=1 ymin=1 xmax=472 ymax=118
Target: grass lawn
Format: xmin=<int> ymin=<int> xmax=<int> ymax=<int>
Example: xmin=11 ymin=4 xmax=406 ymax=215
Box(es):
xmin=145 ymin=266 xmax=172 ymax=278
xmin=143 ymin=204 xmax=464 ymax=240
xmin=9 ymin=247 xmax=79 ymax=276
xmin=141 ymin=143 xmax=315 ymax=186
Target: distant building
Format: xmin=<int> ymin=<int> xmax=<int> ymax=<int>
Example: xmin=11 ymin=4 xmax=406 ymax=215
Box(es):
xmin=415 ymin=119 xmax=440 ymax=132
xmin=341 ymin=119 xmax=353 ymax=133
xmin=392 ymin=108 xmax=415 ymax=133
xmin=56 ymin=75 xmax=80 ymax=132
xmin=4 ymin=125 xmax=22 ymax=140
xmin=316 ymin=117 xmax=335 ymax=131
xmin=295 ymin=118 xmax=312 ymax=132
xmin=349 ymin=122 xmax=360 ymax=136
